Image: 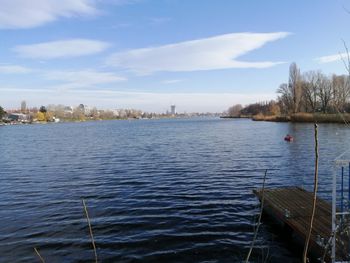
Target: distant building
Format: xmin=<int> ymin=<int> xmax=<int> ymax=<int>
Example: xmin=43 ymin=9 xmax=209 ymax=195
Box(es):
xmin=78 ymin=104 xmax=85 ymax=112
xmin=84 ymin=105 xmax=91 ymax=115
xmin=170 ymin=105 xmax=176 ymax=115
xmin=21 ymin=100 xmax=26 ymax=113
xmin=52 ymin=116 xmax=60 ymax=123
xmin=77 ymin=104 xmax=91 ymax=115
xmin=7 ymin=113 xmax=30 ymax=123
xmin=64 ymin=106 xmax=73 ymax=113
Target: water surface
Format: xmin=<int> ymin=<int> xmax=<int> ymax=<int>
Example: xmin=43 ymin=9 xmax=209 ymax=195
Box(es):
xmin=1 ymin=118 xmax=349 ymax=262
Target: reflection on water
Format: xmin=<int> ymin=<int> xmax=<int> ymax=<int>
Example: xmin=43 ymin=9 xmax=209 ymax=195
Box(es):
xmin=0 ymin=118 xmax=349 ymax=262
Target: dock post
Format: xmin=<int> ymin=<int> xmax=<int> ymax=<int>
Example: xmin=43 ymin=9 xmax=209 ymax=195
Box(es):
xmin=342 ymin=166 xmax=344 ymax=214
xmin=348 ymin=162 xmax=350 ymax=210
xmin=331 ymin=165 xmax=336 ymax=263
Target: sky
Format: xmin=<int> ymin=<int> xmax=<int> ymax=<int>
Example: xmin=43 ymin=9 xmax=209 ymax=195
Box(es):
xmin=1 ymin=0 xmax=350 ymax=113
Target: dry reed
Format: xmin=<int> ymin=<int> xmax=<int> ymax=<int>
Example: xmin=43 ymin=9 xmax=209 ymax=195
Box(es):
xmin=302 ymin=123 xmax=319 ymax=263
xmin=34 ymin=247 xmax=45 ymax=263
xmin=245 ymin=169 xmax=268 ymax=263
xmin=82 ymin=199 xmax=98 ymax=263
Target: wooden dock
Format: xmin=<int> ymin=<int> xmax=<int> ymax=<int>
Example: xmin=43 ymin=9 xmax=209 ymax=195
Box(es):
xmin=253 ymin=187 xmax=349 ymax=262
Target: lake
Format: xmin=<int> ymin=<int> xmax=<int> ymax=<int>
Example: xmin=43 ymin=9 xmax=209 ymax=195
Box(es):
xmin=1 ymin=118 xmax=349 ymax=262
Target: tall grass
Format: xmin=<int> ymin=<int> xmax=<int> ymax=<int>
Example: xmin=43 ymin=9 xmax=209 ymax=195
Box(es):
xmin=252 ymin=114 xmax=290 ymax=122
xmin=252 ymin=113 xmax=350 ymax=123
xmin=290 ymin=113 xmax=350 ymax=123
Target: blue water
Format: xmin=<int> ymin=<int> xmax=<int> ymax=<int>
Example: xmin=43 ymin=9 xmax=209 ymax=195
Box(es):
xmin=1 ymin=118 xmax=349 ymax=262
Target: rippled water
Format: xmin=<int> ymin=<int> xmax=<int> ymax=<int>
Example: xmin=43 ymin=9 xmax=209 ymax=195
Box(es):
xmin=1 ymin=118 xmax=350 ymax=262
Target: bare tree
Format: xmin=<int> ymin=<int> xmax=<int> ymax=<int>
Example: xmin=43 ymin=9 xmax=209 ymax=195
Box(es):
xmin=73 ymin=106 xmax=85 ymax=121
xmin=90 ymin=107 xmax=99 ymax=120
xmin=227 ymin=104 xmax=243 ymax=117
xmin=277 ymin=63 xmax=302 ymax=114
xmin=277 ymin=83 xmax=293 ymax=114
xmin=318 ymin=73 xmax=333 ymax=113
xmin=289 ymin=62 xmax=302 ymax=113
xmin=331 ymin=74 xmax=350 ymax=112
xmin=302 ymin=71 xmax=320 ymax=112
xmin=341 ymin=40 xmax=350 ymax=75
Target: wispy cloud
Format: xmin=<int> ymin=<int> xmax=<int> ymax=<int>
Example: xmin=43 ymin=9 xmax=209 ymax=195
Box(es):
xmin=43 ymin=69 xmax=126 ymax=89
xmin=106 ymin=32 xmax=290 ymax=74
xmin=315 ymin=52 xmax=349 ymax=64
xmin=100 ymin=0 xmax=142 ymax=6
xmin=111 ymin=22 xmax=133 ymax=29
xmin=13 ymin=39 xmax=110 ymax=59
xmin=148 ymin=17 xmax=171 ymax=25
xmin=0 ymin=0 xmax=98 ymax=29
xmin=161 ymin=79 xmax=184 ymax=84
xmin=0 ymin=64 xmax=31 ymax=73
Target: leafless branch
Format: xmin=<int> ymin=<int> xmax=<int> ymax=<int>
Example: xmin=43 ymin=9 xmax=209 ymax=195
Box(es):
xmin=302 ymin=124 xmax=319 ymax=263
xmin=342 ymin=5 xmax=350 ymax=15
xmin=245 ymin=169 xmax=268 ymax=263
xmin=340 ymin=39 xmax=350 ymax=75
xmin=321 ymin=224 xmax=339 ymax=263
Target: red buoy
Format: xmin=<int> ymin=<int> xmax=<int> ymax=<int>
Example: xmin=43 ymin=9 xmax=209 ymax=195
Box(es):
xmin=284 ymin=134 xmax=294 ymax=142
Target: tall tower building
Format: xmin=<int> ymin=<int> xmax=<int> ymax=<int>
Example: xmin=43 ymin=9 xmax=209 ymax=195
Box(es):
xmin=170 ymin=105 xmax=176 ymax=115
xmin=21 ymin=100 xmax=26 ymax=113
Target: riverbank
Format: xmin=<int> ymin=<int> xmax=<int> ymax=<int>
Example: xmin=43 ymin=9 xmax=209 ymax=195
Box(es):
xmin=0 ymin=115 xmax=211 ymax=126
xmin=219 ymin=115 xmax=251 ymax=119
xmin=252 ymin=113 xmax=350 ymax=123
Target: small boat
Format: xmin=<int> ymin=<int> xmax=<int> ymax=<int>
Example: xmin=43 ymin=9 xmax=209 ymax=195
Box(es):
xmin=284 ymin=134 xmax=294 ymax=142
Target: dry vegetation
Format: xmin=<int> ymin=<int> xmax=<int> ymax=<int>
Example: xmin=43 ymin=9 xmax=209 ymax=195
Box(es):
xmin=226 ymin=61 xmax=350 ymax=123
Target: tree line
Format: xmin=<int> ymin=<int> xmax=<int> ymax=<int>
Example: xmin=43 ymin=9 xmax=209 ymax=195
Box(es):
xmin=227 ymin=62 xmax=350 ymax=117
xmin=277 ymin=62 xmax=350 ymax=114
xmin=0 ymin=106 xmax=5 ymax=120
xmin=226 ymin=101 xmax=281 ymax=117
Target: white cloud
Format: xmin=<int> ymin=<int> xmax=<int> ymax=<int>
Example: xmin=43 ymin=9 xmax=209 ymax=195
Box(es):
xmin=148 ymin=17 xmax=171 ymax=25
xmin=106 ymin=32 xmax=290 ymax=74
xmin=0 ymin=64 xmax=31 ymax=73
xmin=161 ymin=79 xmax=184 ymax=84
xmin=44 ymin=69 xmax=126 ymax=88
xmin=111 ymin=22 xmax=133 ymax=29
xmin=0 ymin=0 xmax=98 ymax=29
xmin=13 ymin=39 xmax=110 ymax=59
xmin=316 ymin=52 xmax=349 ymax=64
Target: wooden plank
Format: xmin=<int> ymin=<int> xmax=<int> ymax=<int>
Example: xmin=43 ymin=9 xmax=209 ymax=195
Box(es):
xmin=253 ymin=187 xmax=349 ymax=261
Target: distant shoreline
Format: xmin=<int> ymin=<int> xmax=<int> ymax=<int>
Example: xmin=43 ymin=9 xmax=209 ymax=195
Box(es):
xmin=219 ymin=115 xmax=251 ymax=119
xmin=221 ymin=113 xmax=350 ymax=124
xmin=3 ymin=113 xmax=350 ymax=125
xmin=0 ymin=115 xmax=220 ymax=126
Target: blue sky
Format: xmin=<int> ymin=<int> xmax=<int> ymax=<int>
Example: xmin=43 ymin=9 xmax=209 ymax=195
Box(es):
xmin=1 ymin=0 xmax=350 ymax=113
